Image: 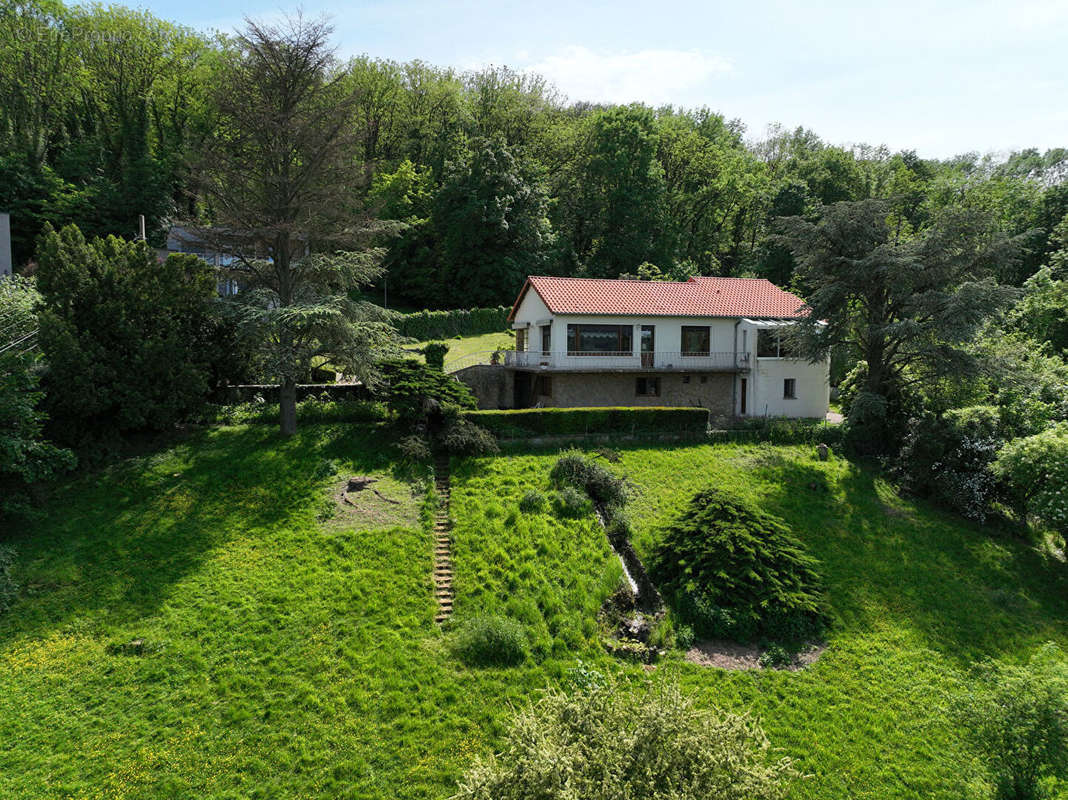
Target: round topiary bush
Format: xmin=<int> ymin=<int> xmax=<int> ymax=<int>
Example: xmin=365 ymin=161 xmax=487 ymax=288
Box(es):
xmin=452 ymin=615 xmax=528 ymax=666
xmin=650 ymin=488 xmax=828 ymax=643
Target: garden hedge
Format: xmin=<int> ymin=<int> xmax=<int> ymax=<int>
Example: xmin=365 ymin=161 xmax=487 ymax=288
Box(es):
xmin=466 ymin=407 xmax=711 ymax=438
xmin=390 ymin=306 xmax=509 ymax=341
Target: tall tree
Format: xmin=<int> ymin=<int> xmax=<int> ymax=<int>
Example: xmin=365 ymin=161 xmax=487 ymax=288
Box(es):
xmin=35 ymin=224 xmax=221 ymax=445
xmin=778 ymin=200 xmax=1020 ymax=452
xmin=197 ymin=15 xmax=397 ymax=435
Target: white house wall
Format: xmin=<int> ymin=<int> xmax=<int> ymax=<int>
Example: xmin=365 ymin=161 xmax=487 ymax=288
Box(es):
xmin=736 ymin=321 xmax=828 ymax=418
xmin=513 ymin=305 xmax=740 ymax=369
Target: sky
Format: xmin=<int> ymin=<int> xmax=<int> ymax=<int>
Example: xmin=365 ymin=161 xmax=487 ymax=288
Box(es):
xmin=132 ymin=0 xmax=1066 ymax=159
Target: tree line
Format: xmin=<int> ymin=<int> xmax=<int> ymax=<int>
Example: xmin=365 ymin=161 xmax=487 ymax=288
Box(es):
xmin=2 ymin=1 xmax=1066 ymax=307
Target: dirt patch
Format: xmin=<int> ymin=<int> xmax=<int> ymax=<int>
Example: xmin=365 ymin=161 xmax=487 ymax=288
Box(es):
xmin=685 ymin=639 xmax=826 ymax=671
xmin=321 ymin=474 xmax=422 ymax=532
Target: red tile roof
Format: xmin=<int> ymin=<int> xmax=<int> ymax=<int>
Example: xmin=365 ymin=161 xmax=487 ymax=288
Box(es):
xmin=508 ymin=276 xmax=807 ymax=321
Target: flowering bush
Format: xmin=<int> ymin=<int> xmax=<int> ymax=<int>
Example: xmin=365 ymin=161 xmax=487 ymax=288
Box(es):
xmin=993 ymin=422 xmax=1068 ymax=535
xmin=893 ymin=406 xmax=1003 ymax=523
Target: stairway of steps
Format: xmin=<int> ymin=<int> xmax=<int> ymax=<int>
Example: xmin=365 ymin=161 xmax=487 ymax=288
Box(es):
xmin=432 ymin=456 xmax=454 ymax=623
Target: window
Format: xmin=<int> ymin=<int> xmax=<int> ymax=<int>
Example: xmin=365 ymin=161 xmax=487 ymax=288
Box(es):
xmin=700 ymin=375 xmax=708 ymax=384
xmin=783 ymin=378 xmax=797 ymax=399
xmin=681 ymin=325 xmax=711 ymax=356
xmin=516 ymin=328 xmax=527 ymax=352
xmin=757 ymin=329 xmax=799 ymax=358
xmin=682 ymin=375 xmax=691 ymax=384
xmin=636 ymin=377 xmax=660 ymax=397
xmin=540 ymin=325 xmax=551 ymax=355
xmin=567 ymin=324 xmax=633 ymax=355
xmin=535 ymin=375 xmax=552 ymax=397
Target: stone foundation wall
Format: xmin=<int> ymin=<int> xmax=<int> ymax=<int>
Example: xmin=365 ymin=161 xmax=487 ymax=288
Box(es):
xmin=537 ymin=372 xmax=732 ymax=415
xmin=452 ymin=365 xmax=514 ymax=409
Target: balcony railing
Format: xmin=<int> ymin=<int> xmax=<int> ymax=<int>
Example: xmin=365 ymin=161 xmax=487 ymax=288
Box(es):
xmin=501 ymin=350 xmax=750 ymax=371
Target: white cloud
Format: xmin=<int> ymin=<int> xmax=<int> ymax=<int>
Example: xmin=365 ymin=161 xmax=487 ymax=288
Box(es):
xmin=519 ymin=46 xmax=733 ymax=106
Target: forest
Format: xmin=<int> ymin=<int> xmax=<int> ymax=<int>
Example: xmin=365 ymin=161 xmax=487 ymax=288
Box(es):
xmin=2 ymin=1 xmax=1066 ymax=309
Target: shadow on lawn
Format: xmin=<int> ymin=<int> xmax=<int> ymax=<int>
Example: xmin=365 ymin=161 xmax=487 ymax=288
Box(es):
xmin=0 ymin=422 xmax=401 ymax=646
xmin=755 ymin=454 xmax=1068 ymax=664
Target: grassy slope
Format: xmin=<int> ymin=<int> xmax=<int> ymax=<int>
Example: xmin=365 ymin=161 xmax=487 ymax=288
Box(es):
xmin=409 ymin=330 xmax=514 ymax=368
xmin=2 ymin=432 xmax=1065 ymax=799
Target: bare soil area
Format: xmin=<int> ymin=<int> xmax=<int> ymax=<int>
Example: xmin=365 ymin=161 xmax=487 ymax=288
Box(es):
xmin=685 ymin=639 xmax=826 ymax=671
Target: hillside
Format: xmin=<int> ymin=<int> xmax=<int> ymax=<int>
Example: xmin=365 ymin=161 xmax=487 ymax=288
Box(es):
xmin=1 ymin=426 xmax=1065 ymax=798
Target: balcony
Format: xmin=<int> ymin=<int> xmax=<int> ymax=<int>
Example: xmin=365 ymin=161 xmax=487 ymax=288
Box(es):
xmin=501 ymin=350 xmax=750 ymax=372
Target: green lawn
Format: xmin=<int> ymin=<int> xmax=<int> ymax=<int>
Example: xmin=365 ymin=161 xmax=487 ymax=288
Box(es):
xmin=409 ymin=330 xmax=514 ymax=370
xmin=2 ymin=429 xmax=1066 ymax=798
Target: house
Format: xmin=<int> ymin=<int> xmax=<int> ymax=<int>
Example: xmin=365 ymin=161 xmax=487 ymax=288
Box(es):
xmin=158 ymin=226 xmax=242 ymax=297
xmin=455 ymin=275 xmax=829 ymax=419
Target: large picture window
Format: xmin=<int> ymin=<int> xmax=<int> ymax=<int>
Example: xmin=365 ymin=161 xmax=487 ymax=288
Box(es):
xmin=756 ymin=329 xmax=798 ymax=358
xmin=681 ymin=325 xmax=711 ymax=356
xmin=566 ymin=324 xmax=633 ymax=355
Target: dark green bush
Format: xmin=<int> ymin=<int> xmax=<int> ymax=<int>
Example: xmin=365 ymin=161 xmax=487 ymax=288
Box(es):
xmin=759 ymin=643 xmax=791 ymax=669
xmin=651 ymin=487 xmax=828 ymax=643
xmin=452 ymin=615 xmax=528 ymax=666
xmin=0 ymin=546 xmax=18 ymax=614
xmin=518 ymin=490 xmax=548 ymax=515
xmin=550 ymin=449 xmax=629 ymax=507
xmin=389 ymin=306 xmax=509 ymax=341
xmin=675 ymin=623 xmax=695 ymax=651
xmin=423 ymin=341 xmax=449 ymax=370
xmin=440 ymin=419 xmax=499 ymax=457
xmin=467 ymin=407 xmax=710 ymax=438
xmin=893 ymin=405 xmax=1003 ymax=523
xmin=374 ymin=358 xmax=476 ymax=420
xmin=554 ymin=487 xmax=591 ymax=519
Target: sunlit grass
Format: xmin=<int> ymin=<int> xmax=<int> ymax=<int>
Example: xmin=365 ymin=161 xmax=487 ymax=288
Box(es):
xmin=2 ymin=432 xmax=1065 ymax=798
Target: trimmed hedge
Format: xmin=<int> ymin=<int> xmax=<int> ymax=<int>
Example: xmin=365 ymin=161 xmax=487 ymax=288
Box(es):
xmin=467 ymin=407 xmax=711 ymax=438
xmin=390 ymin=306 xmax=509 ymax=341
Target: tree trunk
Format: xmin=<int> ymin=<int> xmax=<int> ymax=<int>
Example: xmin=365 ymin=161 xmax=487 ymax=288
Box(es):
xmin=280 ymin=377 xmax=297 ymax=436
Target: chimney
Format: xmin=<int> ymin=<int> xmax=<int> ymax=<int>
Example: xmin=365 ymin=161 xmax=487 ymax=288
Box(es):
xmin=0 ymin=213 xmax=11 ymax=278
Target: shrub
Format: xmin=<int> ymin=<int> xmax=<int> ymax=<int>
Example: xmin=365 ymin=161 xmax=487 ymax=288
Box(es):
xmin=759 ymin=643 xmax=791 ymax=669
xmin=35 ymin=225 xmax=224 ymax=445
xmin=554 ymin=487 xmax=591 ymax=519
xmin=454 ymin=680 xmax=798 ymax=800
xmin=396 ymin=435 xmax=432 ymax=464
xmin=953 ymin=642 xmax=1068 ymax=800
xmin=374 ymin=358 xmax=477 ymax=421
xmin=650 ymin=488 xmax=828 ymax=643
xmin=675 ymin=623 xmax=695 ymax=651
xmin=467 ymin=407 xmax=711 ymax=438
xmin=422 ymin=341 xmax=449 ymax=370
xmin=0 ymin=546 xmax=18 ymax=614
xmin=550 ymin=449 xmax=629 ymax=507
xmin=518 ymin=490 xmax=548 ymax=515
xmin=452 ymin=615 xmax=528 ymax=667
xmin=893 ymin=406 xmax=1003 ymax=523
xmin=440 ymin=419 xmax=499 ymax=457
xmin=993 ymin=422 xmax=1068 ymax=536
xmin=603 ymin=511 xmax=632 ymax=541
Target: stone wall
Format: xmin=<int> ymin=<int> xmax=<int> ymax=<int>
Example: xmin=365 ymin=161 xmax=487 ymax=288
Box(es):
xmin=452 ymin=365 xmax=514 ymax=409
xmin=536 ymin=372 xmax=732 ymax=415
